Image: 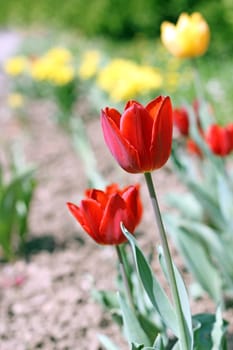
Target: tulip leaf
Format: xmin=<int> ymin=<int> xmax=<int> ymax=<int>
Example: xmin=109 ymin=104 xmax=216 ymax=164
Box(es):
xmin=187 ymin=180 xmax=226 ymax=230
xmin=121 ymin=224 xmax=179 ymax=337
xmin=217 ymin=173 xmax=233 ymax=227
xmin=98 ymin=334 xmax=120 ymax=350
xmin=92 ymin=289 xmax=122 ymax=325
xmin=211 ymin=306 xmax=228 ymax=350
xmin=130 ymin=334 xmax=166 ymax=350
xmin=166 ymin=192 xmax=203 ymax=222
xmin=131 ymin=344 xmax=145 ymax=350
xmin=171 ymin=342 xmax=179 ymax=350
xmin=137 ymin=313 xmax=161 ymax=345
xmin=158 ymin=247 xmax=193 ymax=350
xmin=192 ymin=313 xmax=228 ymax=350
xmin=165 ymin=217 xmax=222 ymax=302
xmin=118 ymin=292 xmax=150 ymax=347
xmin=180 ymin=220 xmax=233 ymax=286
xmin=71 ymin=118 xmax=106 ymax=188
xmin=152 ymin=334 xmax=165 ymax=349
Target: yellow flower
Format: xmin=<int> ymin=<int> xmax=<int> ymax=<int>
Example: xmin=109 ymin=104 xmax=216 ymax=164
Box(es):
xmin=49 ymin=65 xmax=74 ymax=85
xmin=78 ymin=50 xmax=101 ymax=80
xmin=4 ymin=56 xmax=27 ymax=76
xmin=45 ymin=47 xmax=72 ymax=64
xmin=30 ymin=53 xmax=74 ymax=85
xmin=7 ymin=93 xmax=24 ymax=108
xmin=30 ymin=57 xmax=54 ymax=81
xmin=161 ymin=12 xmax=210 ymax=58
xmin=97 ymin=59 xmax=162 ymax=102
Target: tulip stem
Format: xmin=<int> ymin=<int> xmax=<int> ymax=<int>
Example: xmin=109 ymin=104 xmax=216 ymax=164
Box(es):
xmin=191 ymin=58 xmax=203 ymax=103
xmin=116 ymin=245 xmax=135 ymax=311
xmin=144 ymin=172 xmax=189 ymax=350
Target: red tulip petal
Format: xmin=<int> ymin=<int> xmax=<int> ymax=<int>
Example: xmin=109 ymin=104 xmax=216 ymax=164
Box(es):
xmin=103 ymin=107 xmax=121 ymax=128
xmin=105 ymin=183 xmax=119 ymax=195
xmin=67 ymin=202 xmax=93 ymax=237
xmin=122 ymin=185 xmax=142 ymax=226
xmin=150 ymin=96 xmax=173 ymax=169
xmin=101 ymin=109 xmax=141 ymax=173
xmin=206 ymin=125 xmax=232 ymax=156
xmin=146 ymin=96 xmax=166 ymax=120
xmin=79 ymin=199 xmax=104 ymax=243
xmin=221 ymin=129 xmax=232 ymax=155
xmin=206 ymin=125 xmax=220 ymax=154
xmin=124 ymin=100 xmax=143 ymax=110
xmin=85 ymin=189 xmax=108 ymax=208
xmin=120 ymin=103 xmax=153 ymax=169
xmin=173 ymin=107 xmax=189 ymax=135
xmin=99 ymin=193 xmax=130 ymax=245
xmin=68 ymin=200 xmax=104 ymax=244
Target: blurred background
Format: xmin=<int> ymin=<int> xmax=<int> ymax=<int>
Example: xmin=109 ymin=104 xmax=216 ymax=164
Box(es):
xmin=1 ymin=0 xmax=233 ymax=113
xmin=0 ymin=0 xmax=232 ymax=52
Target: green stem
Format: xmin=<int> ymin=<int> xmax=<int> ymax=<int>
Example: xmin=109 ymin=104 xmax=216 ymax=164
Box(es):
xmin=191 ymin=58 xmax=203 ymax=103
xmin=116 ymin=245 xmax=135 ymax=311
xmin=70 ymin=117 xmax=105 ymax=188
xmin=144 ymin=172 xmax=189 ymax=350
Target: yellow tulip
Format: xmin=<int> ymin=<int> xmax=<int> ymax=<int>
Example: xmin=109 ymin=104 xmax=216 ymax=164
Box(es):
xmin=161 ymin=12 xmax=210 ymax=58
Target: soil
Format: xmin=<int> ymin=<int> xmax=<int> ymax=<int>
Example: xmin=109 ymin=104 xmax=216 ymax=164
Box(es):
xmin=0 ymin=31 xmax=233 ymax=350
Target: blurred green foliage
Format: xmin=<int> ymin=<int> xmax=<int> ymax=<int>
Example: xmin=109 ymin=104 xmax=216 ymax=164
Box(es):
xmin=0 ymin=0 xmax=232 ymax=49
xmin=0 ymin=148 xmax=36 ymax=261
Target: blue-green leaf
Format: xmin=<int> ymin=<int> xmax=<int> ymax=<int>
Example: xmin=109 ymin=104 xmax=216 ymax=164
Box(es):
xmin=211 ymin=306 xmax=228 ymax=350
xmin=152 ymin=334 xmax=165 ymax=349
xmin=158 ymin=247 xmax=193 ymax=350
xmin=187 ymin=180 xmax=226 ymax=230
xmin=193 ymin=313 xmax=228 ymax=350
xmin=217 ymin=173 xmax=233 ymax=228
xmin=121 ymin=224 xmax=179 ymax=337
xmin=118 ymin=292 xmax=150 ymax=346
xmin=98 ymin=334 xmax=120 ymax=350
xmin=164 ymin=216 xmax=222 ymax=302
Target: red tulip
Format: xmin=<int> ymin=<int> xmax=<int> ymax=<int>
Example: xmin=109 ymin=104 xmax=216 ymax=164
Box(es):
xmin=186 ymin=138 xmax=202 ymax=158
xmin=101 ymin=96 xmax=173 ymax=173
xmin=67 ymin=184 xmax=142 ymax=245
xmin=205 ymin=124 xmax=232 ymax=156
xmin=173 ymin=107 xmax=189 ymax=136
xmin=226 ymin=123 xmax=233 ymax=151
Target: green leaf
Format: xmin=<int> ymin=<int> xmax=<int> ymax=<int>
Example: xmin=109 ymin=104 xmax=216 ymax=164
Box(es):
xmin=179 ymin=221 xmax=233 ymax=289
xmin=164 ymin=216 xmax=222 ymax=302
xmin=121 ymin=224 xmax=179 ymax=337
xmin=0 ymin=166 xmax=36 ymax=259
xmin=187 ymin=180 xmax=226 ymax=230
xmin=71 ymin=117 xmax=105 ymax=189
xmin=166 ymin=192 xmax=203 ymax=222
xmin=92 ymin=289 xmax=119 ymax=309
xmin=137 ymin=313 xmax=161 ymax=345
xmin=98 ymin=334 xmax=120 ymax=350
xmin=171 ymin=341 xmax=179 ymax=350
xmin=152 ymin=334 xmax=165 ymax=350
xmin=92 ymin=289 xmax=122 ymax=325
xmin=178 ymin=229 xmax=222 ymax=302
xmin=193 ymin=313 xmax=228 ymax=350
xmin=211 ymin=306 xmax=228 ymax=350
xmin=217 ymin=173 xmax=233 ymax=227
xmin=158 ymin=247 xmax=193 ymax=350
xmin=118 ymin=292 xmax=150 ymax=346
xmin=131 ymin=344 xmax=144 ymax=350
